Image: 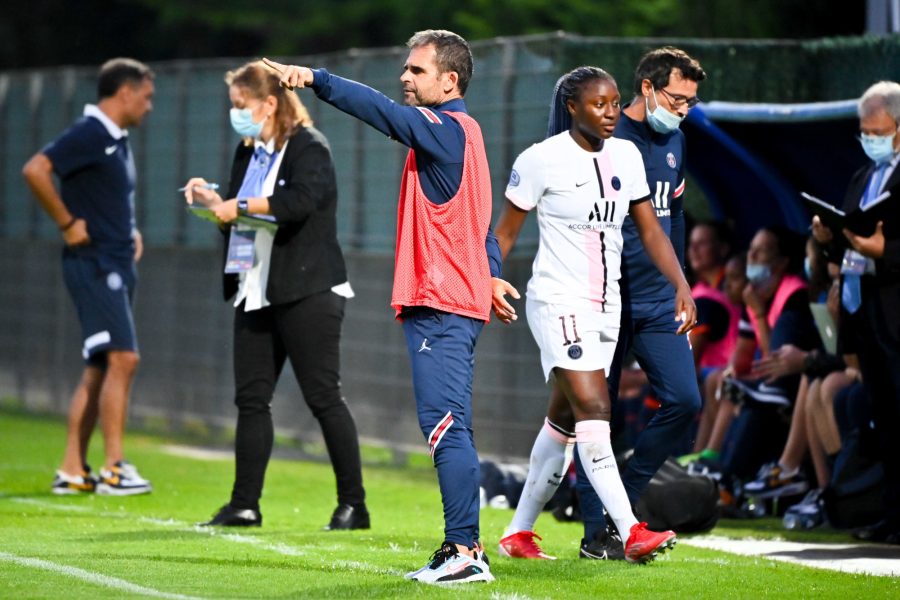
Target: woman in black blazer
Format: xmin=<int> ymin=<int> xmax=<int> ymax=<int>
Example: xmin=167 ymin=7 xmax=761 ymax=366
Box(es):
xmin=183 ymin=61 xmax=368 ymax=530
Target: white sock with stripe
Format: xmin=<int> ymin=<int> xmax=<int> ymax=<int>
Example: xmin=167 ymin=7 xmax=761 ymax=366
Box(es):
xmin=575 ymin=420 xmax=638 ymax=539
xmin=505 ymin=419 xmax=574 ymax=537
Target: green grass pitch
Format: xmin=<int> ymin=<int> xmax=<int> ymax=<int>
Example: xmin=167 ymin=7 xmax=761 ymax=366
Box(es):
xmin=0 ymin=410 xmax=896 ymax=598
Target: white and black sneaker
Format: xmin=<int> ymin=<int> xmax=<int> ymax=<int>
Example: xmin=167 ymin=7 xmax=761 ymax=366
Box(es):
xmin=96 ymin=460 xmax=152 ymax=496
xmin=783 ymin=488 xmax=826 ymax=529
xmin=405 ymin=542 xmax=494 ymax=584
xmin=51 ymin=464 xmax=98 ymax=495
xmin=744 ymin=462 xmax=809 ymax=500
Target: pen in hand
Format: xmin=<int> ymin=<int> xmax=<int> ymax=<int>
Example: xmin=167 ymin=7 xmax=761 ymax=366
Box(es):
xmin=178 ymin=183 xmax=219 ymax=192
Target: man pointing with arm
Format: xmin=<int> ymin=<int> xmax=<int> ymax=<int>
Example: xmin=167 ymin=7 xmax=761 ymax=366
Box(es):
xmin=264 ymin=29 xmax=499 ymax=584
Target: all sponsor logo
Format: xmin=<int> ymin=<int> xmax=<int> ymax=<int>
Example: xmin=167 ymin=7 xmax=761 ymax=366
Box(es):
xmin=588 ymin=201 xmax=616 ymax=223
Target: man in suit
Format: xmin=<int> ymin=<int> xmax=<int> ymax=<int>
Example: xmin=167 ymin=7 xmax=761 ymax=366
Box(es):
xmin=812 ymin=80 xmax=900 ymax=543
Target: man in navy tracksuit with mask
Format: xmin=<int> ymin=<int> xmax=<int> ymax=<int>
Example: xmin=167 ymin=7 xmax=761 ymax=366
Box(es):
xmin=574 ymin=47 xmax=707 ymax=560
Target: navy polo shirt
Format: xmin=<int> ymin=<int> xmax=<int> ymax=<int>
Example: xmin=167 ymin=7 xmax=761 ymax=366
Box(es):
xmin=43 ymin=106 xmax=136 ymax=263
xmin=615 ymin=110 xmax=688 ymax=303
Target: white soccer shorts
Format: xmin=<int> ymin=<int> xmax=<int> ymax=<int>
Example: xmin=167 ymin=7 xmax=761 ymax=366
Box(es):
xmin=526 ymin=300 xmax=620 ymax=382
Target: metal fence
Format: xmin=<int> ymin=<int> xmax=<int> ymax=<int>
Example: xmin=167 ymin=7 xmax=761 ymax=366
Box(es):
xmin=2 ymin=32 xmax=898 ymax=458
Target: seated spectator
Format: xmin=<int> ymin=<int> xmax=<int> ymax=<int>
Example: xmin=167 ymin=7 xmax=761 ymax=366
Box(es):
xmin=743 ymin=241 xmax=845 ymax=507
xmin=746 ymin=228 xmax=883 ymax=528
xmin=688 ymin=221 xmax=738 ymax=378
xmin=689 ymin=227 xmax=822 ymax=491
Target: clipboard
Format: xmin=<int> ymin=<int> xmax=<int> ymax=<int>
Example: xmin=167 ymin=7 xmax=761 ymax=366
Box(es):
xmin=801 ymin=191 xmax=888 ymax=237
xmin=186 ymin=205 xmax=278 ymax=233
xmin=801 ymin=192 xmax=847 ymax=233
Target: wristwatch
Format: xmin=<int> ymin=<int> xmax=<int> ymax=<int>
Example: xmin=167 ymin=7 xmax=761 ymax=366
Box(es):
xmin=237 ymin=198 xmax=249 ymax=215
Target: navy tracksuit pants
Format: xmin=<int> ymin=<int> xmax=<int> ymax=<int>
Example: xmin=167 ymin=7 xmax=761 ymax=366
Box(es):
xmin=402 ymin=307 xmax=484 ymax=548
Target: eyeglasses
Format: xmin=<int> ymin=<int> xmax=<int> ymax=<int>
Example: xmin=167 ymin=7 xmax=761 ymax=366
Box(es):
xmin=658 ymin=87 xmax=700 ymax=109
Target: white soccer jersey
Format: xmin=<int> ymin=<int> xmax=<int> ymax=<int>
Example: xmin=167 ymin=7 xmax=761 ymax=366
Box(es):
xmin=506 ymin=132 xmax=651 ymax=312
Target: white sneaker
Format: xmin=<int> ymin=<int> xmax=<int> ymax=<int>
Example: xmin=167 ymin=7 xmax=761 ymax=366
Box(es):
xmin=117 ymin=460 xmax=148 ymax=482
xmin=96 ymin=461 xmax=152 ymax=496
xmin=406 ymin=542 xmax=494 ymax=584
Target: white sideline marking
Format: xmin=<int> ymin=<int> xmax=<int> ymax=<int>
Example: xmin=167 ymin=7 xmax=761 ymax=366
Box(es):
xmin=7 ymin=497 xmax=399 ymax=576
xmin=160 ymin=445 xmax=232 ymax=461
xmin=0 ymin=551 xmax=203 ymax=599
xmin=683 ymin=535 xmax=900 ymax=577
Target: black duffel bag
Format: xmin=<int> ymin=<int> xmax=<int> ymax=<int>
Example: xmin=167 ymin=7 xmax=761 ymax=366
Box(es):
xmin=634 ymin=456 xmax=720 ymax=533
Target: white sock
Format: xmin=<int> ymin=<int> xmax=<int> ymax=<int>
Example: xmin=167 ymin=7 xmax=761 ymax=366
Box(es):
xmin=575 ymin=420 xmax=638 ymax=539
xmin=778 ymin=463 xmax=799 ymax=479
xmin=505 ymin=419 xmax=574 ymax=536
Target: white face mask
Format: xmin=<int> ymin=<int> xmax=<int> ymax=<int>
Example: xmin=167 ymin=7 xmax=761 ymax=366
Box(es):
xmin=645 ymin=86 xmax=684 ymax=134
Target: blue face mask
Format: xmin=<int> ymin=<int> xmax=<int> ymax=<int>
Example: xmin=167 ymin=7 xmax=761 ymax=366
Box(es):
xmin=230 ymin=107 xmax=264 ymax=139
xmin=859 ymin=130 xmax=898 ymax=164
xmin=645 ymin=87 xmax=684 ymax=134
xmin=746 ymin=263 xmax=771 ymax=284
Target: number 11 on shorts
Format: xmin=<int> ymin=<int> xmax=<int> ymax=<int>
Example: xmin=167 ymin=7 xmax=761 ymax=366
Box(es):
xmin=559 ymin=314 xmax=582 ymax=346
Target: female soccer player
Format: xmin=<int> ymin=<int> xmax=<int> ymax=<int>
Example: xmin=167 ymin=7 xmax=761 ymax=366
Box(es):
xmin=491 ymin=66 xmax=696 ymax=563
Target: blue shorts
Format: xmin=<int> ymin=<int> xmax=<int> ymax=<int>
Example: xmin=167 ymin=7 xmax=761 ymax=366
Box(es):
xmin=62 ymin=251 xmax=138 ymax=365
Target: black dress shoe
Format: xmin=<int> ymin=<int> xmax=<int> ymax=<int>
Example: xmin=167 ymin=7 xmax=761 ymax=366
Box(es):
xmin=199 ymin=504 xmax=262 ymax=527
xmin=324 ymin=503 xmax=370 ymax=530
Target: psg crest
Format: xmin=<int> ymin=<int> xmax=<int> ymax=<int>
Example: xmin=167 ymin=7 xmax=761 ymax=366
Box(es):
xmin=666 ymin=152 xmax=676 ymax=169
xmin=568 ymin=344 xmax=583 ymax=359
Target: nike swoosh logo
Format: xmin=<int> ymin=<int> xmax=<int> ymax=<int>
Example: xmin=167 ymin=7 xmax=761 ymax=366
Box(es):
xmin=105 ymin=145 xmax=118 ymax=155
xmin=576 ymin=180 xmax=590 ymax=187
xmin=592 ymin=455 xmax=612 ymax=464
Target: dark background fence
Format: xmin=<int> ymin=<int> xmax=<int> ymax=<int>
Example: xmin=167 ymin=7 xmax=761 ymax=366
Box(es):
xmin=1 ymin=33 xmax=898 ymax=458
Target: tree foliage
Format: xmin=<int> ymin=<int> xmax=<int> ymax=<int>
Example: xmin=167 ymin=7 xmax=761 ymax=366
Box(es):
xmin=1 ymin=0 xmax=865 ymax=69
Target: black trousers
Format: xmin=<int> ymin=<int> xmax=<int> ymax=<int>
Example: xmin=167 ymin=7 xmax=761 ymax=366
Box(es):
xmin=229 ymin=290 xmax=365 ymax=510
xmin=854 ymin=283 xmax=900 ymax=527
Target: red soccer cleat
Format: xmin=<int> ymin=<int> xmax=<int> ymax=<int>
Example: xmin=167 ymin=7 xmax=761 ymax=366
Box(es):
xmin=498 ymin=531 xmax=556 ymax=560
xmin=624 ymin=522 xmax=677 ymax=563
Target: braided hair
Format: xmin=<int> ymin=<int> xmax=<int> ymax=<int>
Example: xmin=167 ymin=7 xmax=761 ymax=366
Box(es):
xmin=546 ymin=66 xmax=616 ymax=139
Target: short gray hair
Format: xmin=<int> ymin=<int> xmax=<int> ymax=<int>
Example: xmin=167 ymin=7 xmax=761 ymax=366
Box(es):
xmin=858 ymin=81 xmax=900 ymax=123
xmin=406 ymin=29 xmax=473 ymax=96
